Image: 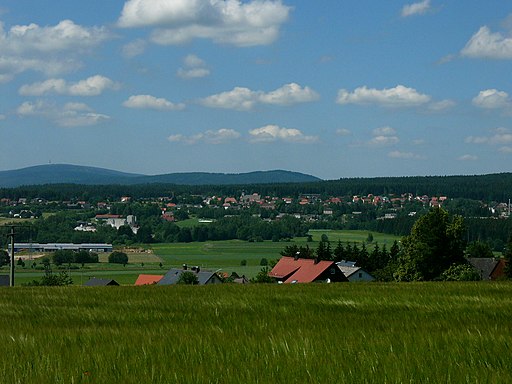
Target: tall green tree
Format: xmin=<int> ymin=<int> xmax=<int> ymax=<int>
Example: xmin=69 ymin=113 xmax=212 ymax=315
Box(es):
xmin=394 ymin=208 xmax=466 ymax=281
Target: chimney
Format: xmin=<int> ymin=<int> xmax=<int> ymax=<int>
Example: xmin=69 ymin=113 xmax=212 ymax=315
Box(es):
xmin=314 ymin=257 xmax=319 ymax=265
xmin=294 ymin=251 xmax=300 ymax=261
xmin=195 ymin=266 xmax=200 ymax=273
xmin=182 ymin=264 xmax=187 ymax=270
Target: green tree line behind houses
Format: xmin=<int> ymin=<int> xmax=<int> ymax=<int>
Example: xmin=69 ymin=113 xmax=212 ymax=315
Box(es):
xmin=2 ymin=172 xmax=512 ymax=201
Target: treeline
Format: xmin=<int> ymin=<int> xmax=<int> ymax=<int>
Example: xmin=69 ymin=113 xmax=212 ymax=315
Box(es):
xmin=2 ymin=172 xmax=512 ymax=201
xmin=0 ymin=212 xmax=307 ymax=248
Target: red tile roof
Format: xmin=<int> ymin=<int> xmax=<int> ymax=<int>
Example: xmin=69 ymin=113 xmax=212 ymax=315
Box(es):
xmin=270 ymin=256 xmax=343 ymax=283
xmin=135 ymin=274 xmax=164 ymax=286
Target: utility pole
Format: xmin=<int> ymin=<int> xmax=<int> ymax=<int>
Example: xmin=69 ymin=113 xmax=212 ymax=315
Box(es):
xmin=6 ymin=226 xmax=16 ymax=287
xmin=5 ymin=225 xmax=27 ymax=287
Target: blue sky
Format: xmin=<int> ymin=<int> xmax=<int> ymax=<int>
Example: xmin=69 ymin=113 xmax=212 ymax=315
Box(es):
xmin=0 ymin=0 xmax=511 ymax=180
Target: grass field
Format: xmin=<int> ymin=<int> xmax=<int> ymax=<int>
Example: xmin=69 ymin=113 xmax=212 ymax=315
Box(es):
xmin=0 ymin=282 xmax=510 ymax=383
xmin=6 ymin=230 xmax=401 ymax=285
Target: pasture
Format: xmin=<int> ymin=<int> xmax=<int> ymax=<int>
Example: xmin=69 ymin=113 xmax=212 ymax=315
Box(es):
xmin=7 ymin=230 xmax=401 ymax=285
xmin=0 ymin=282 xmax=510 ymax=383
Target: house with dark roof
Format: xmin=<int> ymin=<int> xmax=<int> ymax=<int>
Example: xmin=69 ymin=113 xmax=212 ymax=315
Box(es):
xmin=0 ymin=275 xmax=10 ymax=287
xmin=83 ymin=278 xmax=120 ymax=286
xmin=158 ymin=266 xmax=223 ymax=286
xmin=135 ymin=274 xmax=164 ymax=286
xmin=468 ymin=258 xmax=507 ymax=280
xmin=336 ymin=261 xmax=375 ymax=282
xmin=269 ymin=256 xmax=348 ymax=283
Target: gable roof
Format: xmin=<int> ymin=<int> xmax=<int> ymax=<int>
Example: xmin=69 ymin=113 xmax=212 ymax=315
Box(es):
xmin=270 ymin=257 xmax=348 ymax=283
xmin=135 ymin=274 xmax=164 ymax=286
xmin=337 ymin=265 xmax=362 ymax=278
xmin=157 ymin=268 xmax=221 ymax=285
xmin=0 ymin=275 xmax=9 ymax=287
xmin=468 ymin=258 xmax=506 ymax=280
xmin=83 ymin=278 xmax=119 ymax=286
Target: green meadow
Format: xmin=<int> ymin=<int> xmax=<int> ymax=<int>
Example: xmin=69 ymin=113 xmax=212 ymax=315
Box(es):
xmin=9 ymin=230 xmax=401 ymax=285
xmin=0 ymin=282 xmax=510 ymax=383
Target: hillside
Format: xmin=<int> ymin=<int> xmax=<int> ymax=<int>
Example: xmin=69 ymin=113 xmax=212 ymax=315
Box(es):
xmin=0 ymin=164 xmax=321 ymax=187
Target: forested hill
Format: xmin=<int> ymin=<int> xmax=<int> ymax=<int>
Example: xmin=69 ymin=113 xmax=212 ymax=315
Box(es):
xmin=0 ymin=164 xmax=320 ymax=188
xmin=1 ymin=172 xmax=512 ymax=202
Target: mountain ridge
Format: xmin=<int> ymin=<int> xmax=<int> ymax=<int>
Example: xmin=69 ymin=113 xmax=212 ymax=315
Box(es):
xmin=0 ymin=164 xmax=321 ymax=187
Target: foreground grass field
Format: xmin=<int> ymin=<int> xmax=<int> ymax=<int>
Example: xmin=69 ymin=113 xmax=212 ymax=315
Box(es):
xmin=0 ymin=282 xmax=511 ymax=383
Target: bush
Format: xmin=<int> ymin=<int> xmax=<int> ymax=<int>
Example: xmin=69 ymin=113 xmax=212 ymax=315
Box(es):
xmin=177 ymin=271 xmax=199 ymax=285
xmin=240 ymin=259 xmax=247 ymax=266
xmin=440 ymin=263 xmax=481 ymax=281
xmin=108 ymin=251 xmax=128 ymax=265
xmin=260 ymin=258 xmax=268 ymax=266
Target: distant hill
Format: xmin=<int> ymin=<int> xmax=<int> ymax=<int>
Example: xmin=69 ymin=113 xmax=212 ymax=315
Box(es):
xmin=0 ymin=164 xmax=321 ymax=187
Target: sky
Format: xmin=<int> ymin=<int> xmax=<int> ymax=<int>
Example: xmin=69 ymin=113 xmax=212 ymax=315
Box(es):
xmin=0 ymin=0 xmax=511 ymax=180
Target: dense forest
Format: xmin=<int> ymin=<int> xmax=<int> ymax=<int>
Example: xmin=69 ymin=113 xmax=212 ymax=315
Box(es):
xmin=1 ymin=172 xmax=512 ymax=201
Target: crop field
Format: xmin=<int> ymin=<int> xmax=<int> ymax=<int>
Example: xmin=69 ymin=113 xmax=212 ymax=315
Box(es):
xmin=0 ymin=282 xmax=510 ymax=383
xmin=6 ymin=230 xmax=401 ymax=285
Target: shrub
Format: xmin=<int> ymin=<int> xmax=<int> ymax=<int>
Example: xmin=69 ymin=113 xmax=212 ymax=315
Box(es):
xmin=108 ymin=251 xmax=128 ymax=265
xmin=177 ymin=271 xmax=199 ymax=285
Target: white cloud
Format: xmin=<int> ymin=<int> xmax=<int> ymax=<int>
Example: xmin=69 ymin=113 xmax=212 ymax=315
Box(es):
xmin=465 ymin=128 xmax=512 ymax=145
xmin=336 ymin=128 xmax=351 ymax=136
xmin=118 ymin=0 xmax=291 ymax=47
xmin=368 ymin=135 xmax=400 ymax=146
xmin=201 ymin=83 xmax=319 ymax=110
xmin=259 ymin=83 xmax=319 ymax=105
xmin=123 ymin=95 xmax=185 ymax=111
xmin=177 ymin=54 xmax=210 ymax=79
xmin=428 ymin=99 xmax=456 ymax=112
xmin=336 ymin=85 xmax=431 ymax=107
xmin=168 ymin=128 xmax=241 ymax=145
xmin=458 ymin=154 xmax=478 ymax=161
xmin=122 ymin=39 xmax=147 ymax=58
xmin=0 ymin=20 xmax=110 ymax=80
xmin=472 ymin=89 xmax=511 ymax=110
xmin=372 ymin=126 xmax=396 ymax=136
xmin=461 ymin=26 xmax=512 ymax=60
xmin=0 ymin=114 xmax=5 ymax=120
xmin=249 ymin=124 xmax=318 ymax=143
xmin=401 ymin=0 xmax=431 ymax=17
xmin=366 ymin=126 xmax=399 ymax=147
xmin=499 ymin=146 xmax=512 ymax=154
xmin=388 ymin=151 xmax=423 ymax=159
xmin=19 ymin=75 xmax=119 ymax=96
xmin=16 ymin=100 xmax=109 ymax=127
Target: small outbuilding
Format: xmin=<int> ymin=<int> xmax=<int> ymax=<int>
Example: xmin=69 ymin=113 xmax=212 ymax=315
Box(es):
xmin=83 ymin=278 xmax=120 ymax=286
xmin=0 ymin=275 xmax=10 ymax=287
xmin=337 ymin=261 xmax=375 ymax=282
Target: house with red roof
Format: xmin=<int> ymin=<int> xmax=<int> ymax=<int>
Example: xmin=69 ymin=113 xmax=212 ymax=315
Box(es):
xmin=269 ymin=256 xmax=348 ymax=284
xmin=135 ymin=274 xmax=164 ymax=286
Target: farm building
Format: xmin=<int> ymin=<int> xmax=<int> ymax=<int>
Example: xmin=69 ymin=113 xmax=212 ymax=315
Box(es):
xmin=135 ymin=274 xmax=164 ymax=286
xmin=158 ymin=265 xmax=223 ymax=285
xmin=9 ymin=243 xmax=112 ymax=253
xmin=467 ymin=258 xmax=507 ymax=280
xmin=83 ymin=278 xmax=120 ymax=286
xmin=337 ymin=261 xmax=375 ymax=282
xmin=269 ymin=256 xmax=348 ymax=283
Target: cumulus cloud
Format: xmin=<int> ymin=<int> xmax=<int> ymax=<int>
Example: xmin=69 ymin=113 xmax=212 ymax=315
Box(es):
xmin=366 ymin=126 xmax=399 ymax=147
xmin=19 ymin=75 xmax=119 ymax=96
xmin=249 ymin=124 xmax=318 ymax=143
xmin=461 ymin=26 xmax=512 ymax=59
xmin=401 ymin=0 xmax=431 ymax=17
xmin=428 ymin=99 xmax=456 ymax=112
xmin=177 ymin=54 xmax=210 ymax=79
xmin=388 ymin=151 xmax=423 ymax=159
xmin=16 ymin=100 xmax=109 ymax=127
xmin=472 ymin=89 xmax=511 ymax=110
xmin=458 ymin=154 xmax=478 ymax=161
xmin=168 ymin=128 xmax=241 ymax=144
xmin=122 ymin=39 xmax=147 ymax=58
xmin=0 ymin=20 xmax=110 ymax=80
xmin=201 ymin=83 xmax=319 ymax=110
xmin=118 ymin=0 xmax=291 ymax=47
xmin=465 ymin=128 xmax=512 ymax=145
xmin=336 ymin=85 xmax=431 ymax=107
xmin=123 ymin=95 xmax=185 ymax=111
xmin=336 ymin=128 xmax=351 ymax=136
